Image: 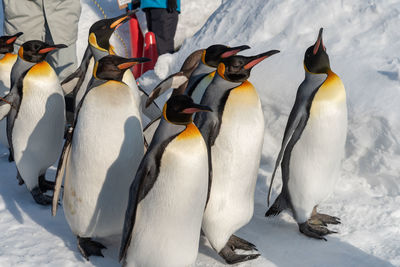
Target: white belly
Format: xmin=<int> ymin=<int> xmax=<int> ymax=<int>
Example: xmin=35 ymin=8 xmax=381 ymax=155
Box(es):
xmin=126 ymin=135 xmax=208 ymax=267
xmin=64 ymin=82 xmax=144 ymax=238
xmin=0 ymin=60 xmax=13 ymax=148
xmin=12 ymin=68 xmax=65 ymax=190
xmin=122 ymin=71 xmax=141 ymax=110
xmin=288 ymin=101 xmax=347 ymax=223
xmin=202 ymin=87 xmax=264 ymax=252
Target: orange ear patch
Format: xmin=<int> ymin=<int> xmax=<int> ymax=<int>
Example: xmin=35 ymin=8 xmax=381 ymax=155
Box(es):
xmin=217 ymin=63 xmax=226 ymax=78
xmin=18 ymin=47 xmax=24 ymax=58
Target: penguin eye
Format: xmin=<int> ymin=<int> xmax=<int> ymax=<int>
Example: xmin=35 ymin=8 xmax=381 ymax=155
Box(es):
xmin=101 ymin=25 xmax=107 ymax=30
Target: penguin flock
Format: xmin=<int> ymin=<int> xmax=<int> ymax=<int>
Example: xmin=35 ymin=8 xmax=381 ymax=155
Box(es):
xmin=0 ymin=11 xmax=347 ymax=267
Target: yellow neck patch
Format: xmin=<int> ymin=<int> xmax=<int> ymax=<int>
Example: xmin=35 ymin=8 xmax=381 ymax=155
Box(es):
xmin=89 ymin=33 xmax=108 ymax=52
xmin=28 ymin=61 xmax=53 ymax=76
xmin=228 ymin=80 xmax=259 ymax=106
xmin=177 ymin=123 xmax=201 ymax=140
xmin=0 ymin=53 xmax=17 ymax=64
xmin=310 ymin=70 xmax=346 ymax=116
xmin=314 ymin=70 xmax=345 ymax=102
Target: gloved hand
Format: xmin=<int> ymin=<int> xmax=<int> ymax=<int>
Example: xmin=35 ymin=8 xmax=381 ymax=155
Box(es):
xmin=167 ymin=0 xmax=177 ymax=13
xmin=131 ymin=0 xmax=141 ymax=9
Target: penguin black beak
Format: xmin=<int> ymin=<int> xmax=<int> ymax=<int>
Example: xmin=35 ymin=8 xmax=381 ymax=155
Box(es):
xmin=243 ymin=50 xmax=280 ymax=70
xmin=38 ymin=44 xmax=68 ymax=54
xmin=6 ymin=32 xmax=23 ymax=45
xmin=221 ymin=45 xmax=251 ymax=59
xmin=313 ymin=28 xmax=325 ymax=55
xmin=181 ymin=103 xmax=212 ymax=114
xmin=117 ymin=57 xmax=150 ymax=70
xmin=110 ymin=10 xmax=136 ymax=29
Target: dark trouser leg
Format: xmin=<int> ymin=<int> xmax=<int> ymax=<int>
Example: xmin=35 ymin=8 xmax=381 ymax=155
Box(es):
xmin=145 ymin=8 xmax=178 ymax=55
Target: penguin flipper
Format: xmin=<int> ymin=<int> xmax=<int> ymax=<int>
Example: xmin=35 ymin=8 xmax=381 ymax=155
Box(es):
xmin=119 ymin=160 xmax=153 ymax=261
xmin=52 ymin=126 xmax=74 ymax=216
xmin=143 ymin=115 xmax=161 ymax=145
xmin=0 ymin=94 xmax=14 ymax=120
xmin=145 ymin=72 xmax=188 ymax=108
xmin=267 ymin=73 xmax=327 ymax=206
xmin=138 ymin=86 xmax=162 ymax=121
xmin=265 ymin=193 xmax=289 ymax=217
xmin=61 ymin=45 xmax=93 ymax=102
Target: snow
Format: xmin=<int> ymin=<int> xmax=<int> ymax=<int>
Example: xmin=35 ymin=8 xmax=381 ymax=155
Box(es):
xmin=1 ymin=0 xmax=400 ymax=266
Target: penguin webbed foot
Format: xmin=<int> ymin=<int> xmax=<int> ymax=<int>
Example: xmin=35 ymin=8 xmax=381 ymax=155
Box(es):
xmin=77 ymin=236 xmax=106 ymax=261
xmin=299 ymin=221 xmax=337 ymax=241
xmin=310 ymin=212 xmax=341 ymax=225
xmin=38 ymin=175 xmax=55 ymax=193
xmin=31 ymin=187 xmax=52 ymax=205
xmin=219 ymin=247 xmax=260 ymax=264
xmin=227 ymin=234 xmax=258 ymax=251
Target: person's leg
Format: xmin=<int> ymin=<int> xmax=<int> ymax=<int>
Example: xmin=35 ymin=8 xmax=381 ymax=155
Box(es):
xmin=146 ymin=8 xmax=178 ymax=55
xmin=2 ymin=0 xmax=46 ymax=51
xmin=43 ymin=0 xmax=81 ymax=82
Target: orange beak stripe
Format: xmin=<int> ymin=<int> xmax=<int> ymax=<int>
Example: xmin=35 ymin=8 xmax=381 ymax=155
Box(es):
xmin=38 ymin=47 xmax=58 ymax=54
xmin=6 ymin=36 xmax=17 ymax=45
xmin=117 ymin=62 xmax=136 ymax=69
xmin=110 ymin=16 xmax=128 ymax=29
xmin=244 ymin=56 xmax=268 ymax=70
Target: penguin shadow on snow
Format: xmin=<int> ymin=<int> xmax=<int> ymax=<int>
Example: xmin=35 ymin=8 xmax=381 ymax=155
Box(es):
xmin=0 ymin=147 xmax=24 ymax=224
xmin=0 ymin=95 xmax=80 ymax=256
xmin=250 ymin=175 xmax=395 ymax=267
xmin=85 ymin=116 xmax=142 ymax=264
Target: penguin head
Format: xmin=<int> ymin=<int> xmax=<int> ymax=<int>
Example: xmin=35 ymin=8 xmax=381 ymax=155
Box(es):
xmin=202 ymin=44 xmax=250 ymax=67
xmin=89 ymin=11 xmax=135 ymax=52
xmin=163 ymin=95 xmax=212 ymax=125
xmin=0 ymin=32 xmax=23 ymax=54
xmin=217 ymin=50 xmax=280 ymax=82
xmin=18 ymin=40 xmax=67 ymax=63
xmin=94 ymin=55 xmax=149 ymax=81
xmin=304 ymin=28 xmax=330 ymax=73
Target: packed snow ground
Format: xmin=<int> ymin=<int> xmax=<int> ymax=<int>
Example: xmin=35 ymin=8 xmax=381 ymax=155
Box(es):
xmin=1 ymin=0 xmax=400 ymax=266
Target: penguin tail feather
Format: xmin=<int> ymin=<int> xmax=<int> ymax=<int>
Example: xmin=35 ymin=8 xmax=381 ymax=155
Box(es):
xmin=265 ymin=194 xmax=287 ymax=217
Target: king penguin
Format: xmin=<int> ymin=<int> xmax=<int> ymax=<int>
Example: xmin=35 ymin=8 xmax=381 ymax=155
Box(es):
xmin=143 ymin=44 xmax=250 ymax=145
xmin=52 ymin=55 xmax=149 ymax=260
xmin=119 ymin=94 xmax=211 ymax=267
xmin=0 ymin=40 xmax=67 ymax=204
xmin=62 ymin=11 xmax=161 ymax=125
xmin=265 ymin=28 xmax=346 ymax=240
xmin=0 ymin=32 xmax=23 ymax=161
xmin=146 ymin=44 xmax=250 ymax=106
xmin=194 ymin=49 xmax=280 ymax=264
